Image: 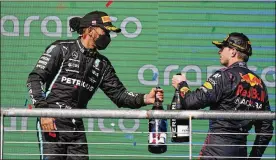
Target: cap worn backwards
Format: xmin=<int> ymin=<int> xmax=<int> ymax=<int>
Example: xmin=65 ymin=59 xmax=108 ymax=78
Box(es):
xmin=212 ymin=32 xmax=252 ymax=56
xmin=79 ymin=11 xmax=121 ymax=33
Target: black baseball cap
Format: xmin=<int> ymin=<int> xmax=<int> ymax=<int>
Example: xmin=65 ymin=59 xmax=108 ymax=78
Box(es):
xmin=80 ymin=11 xmax=121 ymax=33
xmin=212 ymin=32 xmax=252 ymax=56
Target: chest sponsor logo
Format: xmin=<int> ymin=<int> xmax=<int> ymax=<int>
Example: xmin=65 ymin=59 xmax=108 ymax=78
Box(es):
xmin=66 ymin=58 xmax=80 ymax=73
xmin=68 ymin=62 xmax=79 ymax=68
xmin=61 ymin=76 xmax=94 ymax=91
xmin=72 ymin=51 xmax=78 ymax=59
xmin=93 ymin=59 xmax=101 ymax=71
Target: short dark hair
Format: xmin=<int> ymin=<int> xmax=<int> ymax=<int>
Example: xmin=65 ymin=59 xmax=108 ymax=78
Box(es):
xmin=237 ymin=51 xmax=249 ymax=62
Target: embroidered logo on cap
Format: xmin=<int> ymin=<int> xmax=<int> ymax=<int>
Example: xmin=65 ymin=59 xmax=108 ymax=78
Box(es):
xmin=101 ymin=16 xmax=111 ymax=23
xmin=91 ymin=20 xmax=97 ymax=25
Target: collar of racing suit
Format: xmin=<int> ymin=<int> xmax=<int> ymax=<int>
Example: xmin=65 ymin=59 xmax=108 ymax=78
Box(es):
xmin=227 ymin=61 xmax=248 ymax=69
xmin=76 ymin=37 xmax=99 ymax=57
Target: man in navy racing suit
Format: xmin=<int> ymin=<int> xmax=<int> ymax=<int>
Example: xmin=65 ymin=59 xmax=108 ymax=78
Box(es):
xmin=171 ymin=32 xmax=273 ymax=160
xmin=27 ymin=11 xmax=164 ymax=160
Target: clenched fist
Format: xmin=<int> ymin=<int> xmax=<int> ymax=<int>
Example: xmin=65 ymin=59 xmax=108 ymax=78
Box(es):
xmin=40 ymin=117 xmax=56 ymax=132
xmin=144 ymin=88 xmax=164 ymax=104
xmin=172 ymin=74 xmax=187 ymax=89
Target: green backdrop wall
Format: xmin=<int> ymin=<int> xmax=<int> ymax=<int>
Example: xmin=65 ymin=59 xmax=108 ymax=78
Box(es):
xmin=1 ymin=1 xmax=275 ymax=159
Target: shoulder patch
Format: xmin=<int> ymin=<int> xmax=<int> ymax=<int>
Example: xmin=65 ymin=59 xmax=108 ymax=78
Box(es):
xmin=203 ymin=81 xmax=213 ymax=89
xmin=180 ymin=87 xmax=190 ymax=98
xmin=212 ymin=73 xmax=221 ymax=79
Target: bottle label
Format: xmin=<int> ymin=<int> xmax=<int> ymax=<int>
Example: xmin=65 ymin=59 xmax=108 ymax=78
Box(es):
xmin=149 ymin=132 xmax=166 ymax=144
xmin=171 ymin=119 xmax=177 ymax=137
xmin=177 ymin=125 xmax=189 ymax=137
xmin=148 ymin=119 xmax=167 ymax=144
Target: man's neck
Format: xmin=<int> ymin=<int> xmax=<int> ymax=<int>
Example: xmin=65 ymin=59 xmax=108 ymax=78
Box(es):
xmin=80 ymin=37 xmax=95 ymax=49
xmin=226 ymin=59 xmax=244 ymax=67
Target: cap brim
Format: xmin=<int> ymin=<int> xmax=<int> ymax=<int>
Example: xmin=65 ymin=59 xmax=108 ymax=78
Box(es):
xmin=104 ymin=25 xmax=121 ymax=33
xmin=212 ymin=41 xmax=225 ymax=48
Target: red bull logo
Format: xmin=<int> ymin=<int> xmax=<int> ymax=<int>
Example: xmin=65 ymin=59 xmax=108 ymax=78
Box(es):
xmin=236 ymin=84 xmax=265 ymax=102
xmin=239 ymin=73 xmax=263 ymax=88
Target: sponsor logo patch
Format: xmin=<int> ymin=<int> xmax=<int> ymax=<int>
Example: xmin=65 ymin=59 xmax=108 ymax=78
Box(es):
xmin=203 ymin=82 xmax=213 ymax=90
xmin=239 ymin=73 xmax=263 ymax=88
xmin=180 ymin=87 xmax=190 ymax=98
xmin=101 ymin=16 xmax=111 ymax=23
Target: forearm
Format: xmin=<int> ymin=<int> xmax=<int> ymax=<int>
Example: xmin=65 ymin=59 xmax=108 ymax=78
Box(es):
xmin=249 ymin=135 xmax=272 ymax=158
xmin=115 ymin=90 xmax=146 ymax=109
xmin=178 ymin=81 xmax=209 ymax=110
xmin=27 ymin=74 xmax=48 ymax=108
xmin=250 ymin=120 xmax=274 ymax=158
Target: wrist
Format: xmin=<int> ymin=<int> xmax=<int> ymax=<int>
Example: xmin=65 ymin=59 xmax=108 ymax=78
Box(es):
xmin=143 ymin=94 xmax=149 ymax=105
xmin=179 ymin=81 xmax=188 ymax=88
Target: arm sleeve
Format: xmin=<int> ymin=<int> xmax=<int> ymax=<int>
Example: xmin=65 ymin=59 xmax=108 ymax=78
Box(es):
xmin=100 ymin=64 xmax=146 ymax=109
xmin=249 ymin=93 xmax=274 ymax=158
xmin=26 ymin=44 xmax=63 ymax=108
xmin=178 ymin=71 xmax=226 ymax=110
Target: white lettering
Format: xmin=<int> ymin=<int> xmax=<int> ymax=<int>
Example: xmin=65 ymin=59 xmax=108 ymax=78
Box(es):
xmin=67 ymin=16 xmax=79 ymax=37
xmin=255 ymin=102 xmax=262 ymax=109
xmin=71 ymin=78 xmax=76 ymax=84
xmin=36 ymin=64 xmax=45 ymax=69
xmin=40 ymin=56 xmax=50 ymax=61
xmin=120 ymin=17 xmax=142 ymax=38
xmin=164 ymin=65 xmax=179 ymax=85
xmin=261 ymin=66 xmax=275 ymax=88
xmin=181 ymin=65 xmax=201 ymax=86
xmin=24 ymin=16 xmax=40 ymax=36
xmin=98 ymin=119 xmax=115 ymax=132
xmin=6 ymin=118 xmax=140 ymax=133
xmin=1 ymin=15 xmax=19 ymax=36
xmin=109 ymin=16 xmax=118 ymax=38
xmin=61 ymin=76 xmax=94 ymax=91
xmin=138 ymin=65 xmax=275 ymax=88
xmin=118 ymin=119 xmax=140 ymax=132
xmin=207 ymin=66 xmax=222 ymax=79
xmin=66 ymin=77 xmax=71 ymax=84
xmin=92 ymin=70 xmax=99 ymax=77
xmin=41 ymin=16 xmax=62 ymax=37
xmin=4 ymin=117 xmax=17 ymax=131
xmin=38 ymin=60 xmax=47 ymax=65
xmin=76 ymin=80 xmax=81 ymax=86
xmin=87 ymin=118 xmax=94 ymax=131
xmin=61 ymin=76 xmax=67 ymax=82
xmin=138 ymin=64 xmax=159 ymax=86
xmin=2 ymin=15 xmax=142 ymax=38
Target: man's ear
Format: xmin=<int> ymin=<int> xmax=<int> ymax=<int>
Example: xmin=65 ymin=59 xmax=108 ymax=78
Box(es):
xmin=231 ymin=48 xmax=238 ymax=57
